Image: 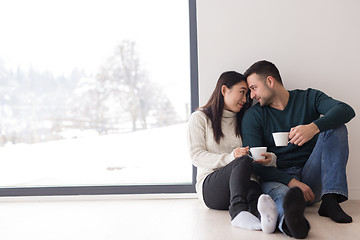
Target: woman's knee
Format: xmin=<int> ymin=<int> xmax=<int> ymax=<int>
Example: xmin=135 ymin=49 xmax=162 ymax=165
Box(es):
xmin=232 ymin=155 xmax=252 ymax=170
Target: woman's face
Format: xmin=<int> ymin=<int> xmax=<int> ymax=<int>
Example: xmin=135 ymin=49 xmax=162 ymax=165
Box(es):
xmin=222 ymin=81 xmax=248 ymax=113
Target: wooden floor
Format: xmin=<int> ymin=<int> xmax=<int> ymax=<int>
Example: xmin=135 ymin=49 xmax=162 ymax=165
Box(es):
xmin=0 ymin=196 xmax=359 ymax=240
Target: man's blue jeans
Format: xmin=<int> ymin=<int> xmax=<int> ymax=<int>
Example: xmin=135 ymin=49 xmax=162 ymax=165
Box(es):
xmin=261 ymin=125 xmax=349 ymax=235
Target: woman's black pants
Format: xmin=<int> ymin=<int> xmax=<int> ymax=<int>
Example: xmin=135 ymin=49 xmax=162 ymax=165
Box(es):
xmin=202 ymin=156 xmax=262 ymax=220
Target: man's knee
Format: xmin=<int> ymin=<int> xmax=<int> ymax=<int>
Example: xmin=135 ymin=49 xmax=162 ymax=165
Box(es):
xmin=320 ymin=125 xmax=348 ymax=140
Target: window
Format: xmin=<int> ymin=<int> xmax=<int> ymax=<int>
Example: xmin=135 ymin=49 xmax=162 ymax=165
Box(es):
xmin=0 ymin=0 xmax=198 ymax=196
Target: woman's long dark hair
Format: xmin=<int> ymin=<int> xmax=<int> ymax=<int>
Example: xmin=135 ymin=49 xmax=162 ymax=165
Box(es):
xmin=198 ymin=71 xmax=252 ymax=144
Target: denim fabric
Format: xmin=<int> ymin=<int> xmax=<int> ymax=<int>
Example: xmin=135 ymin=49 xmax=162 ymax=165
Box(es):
xmin=261 ymin=125 xmax=349 ymax=235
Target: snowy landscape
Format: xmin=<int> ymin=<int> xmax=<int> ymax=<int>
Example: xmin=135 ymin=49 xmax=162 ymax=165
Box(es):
xmin=0 ymin=123 xmax=192 ymax=187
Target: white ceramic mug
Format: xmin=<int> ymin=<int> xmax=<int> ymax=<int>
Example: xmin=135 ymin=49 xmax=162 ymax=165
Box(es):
xmin=272 ymin=132 xmax=289 ymax=146
xmin=250 ymin=147 xmax=267 ymax=160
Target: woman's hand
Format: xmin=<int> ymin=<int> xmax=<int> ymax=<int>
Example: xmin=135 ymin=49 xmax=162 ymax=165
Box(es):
xmin=253 ymin=152 xmax=273 ymax=165
xmin=233 ymin=146 xmax=249 ymax=158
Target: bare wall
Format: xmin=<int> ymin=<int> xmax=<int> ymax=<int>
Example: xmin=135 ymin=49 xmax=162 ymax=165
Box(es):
xmin=196 ymin=0 xmax=360 ymax=199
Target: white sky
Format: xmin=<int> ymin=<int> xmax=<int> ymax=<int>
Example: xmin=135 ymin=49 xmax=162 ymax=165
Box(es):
xmin=0 ymin=0 xmax=191 ymax=97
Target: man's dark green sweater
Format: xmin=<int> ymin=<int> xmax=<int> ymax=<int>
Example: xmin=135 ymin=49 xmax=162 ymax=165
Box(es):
xmin=242 ymin=88 xmax=355 ymax=185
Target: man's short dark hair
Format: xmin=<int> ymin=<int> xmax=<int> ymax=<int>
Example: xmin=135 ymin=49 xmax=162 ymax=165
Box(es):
xmin=244 ymin=60 xmax=283 ymax=85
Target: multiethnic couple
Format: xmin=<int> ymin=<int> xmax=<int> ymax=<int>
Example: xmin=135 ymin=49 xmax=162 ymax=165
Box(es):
xmin=187 ymin=60 xmax=355 ymax=238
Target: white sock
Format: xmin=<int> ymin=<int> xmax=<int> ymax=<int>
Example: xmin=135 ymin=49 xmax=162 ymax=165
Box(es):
xmin=231 ymin=211 xmax=261 ymax=231
xmin=257 ymin=194 xmax=278 ymax=234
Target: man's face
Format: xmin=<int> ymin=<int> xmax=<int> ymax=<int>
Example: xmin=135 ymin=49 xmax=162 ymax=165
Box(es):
xmin=247 ymin=73 xmax=273 ymax=107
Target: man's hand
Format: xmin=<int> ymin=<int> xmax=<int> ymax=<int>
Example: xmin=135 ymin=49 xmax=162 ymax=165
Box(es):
xmin=253 ymin=152 xmax=272 ymax=165
xmin=288 ymin=178 xmax=315 ymax=202
xmin=289 ymin=123 xmax=320 ymax=146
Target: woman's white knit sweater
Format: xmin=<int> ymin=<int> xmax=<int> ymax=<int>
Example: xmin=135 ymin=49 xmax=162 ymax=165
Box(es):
xmin=187 ymin=110 xmax=276 ymax=203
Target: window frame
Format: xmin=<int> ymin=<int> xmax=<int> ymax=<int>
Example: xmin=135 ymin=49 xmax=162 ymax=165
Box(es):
xmin=0 ymin=0 xmax=198 ymax=197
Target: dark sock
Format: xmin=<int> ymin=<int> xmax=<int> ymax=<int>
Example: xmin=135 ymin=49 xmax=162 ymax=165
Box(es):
xmin=318 ymin=194 xmax=352 ymax=223
xmin=283 ymin=187 xmax=310 ymax=239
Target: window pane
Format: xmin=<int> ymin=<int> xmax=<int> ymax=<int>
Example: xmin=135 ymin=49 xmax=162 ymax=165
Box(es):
xmin=0 ymin=0 xmax=192 ymax=188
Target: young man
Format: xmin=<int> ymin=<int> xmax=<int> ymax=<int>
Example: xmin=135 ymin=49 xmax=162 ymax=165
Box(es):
xmin=241 ymin=60 xmax=355 ymax=239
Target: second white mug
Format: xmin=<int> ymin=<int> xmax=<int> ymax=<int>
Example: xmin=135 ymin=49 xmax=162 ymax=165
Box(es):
xmin=273 ymin=132 xmax=289 ymax=146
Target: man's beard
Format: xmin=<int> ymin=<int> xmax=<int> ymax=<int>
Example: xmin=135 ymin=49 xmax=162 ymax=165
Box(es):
xmin=259 ymin=98 xmax=270 ymax=107
xmin=259 ymin=89 xmax=274 ymax=107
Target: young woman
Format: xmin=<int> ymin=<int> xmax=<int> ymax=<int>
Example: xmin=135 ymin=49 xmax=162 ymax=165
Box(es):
xmin=187 ymin=71 xmax=278 ymax=233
